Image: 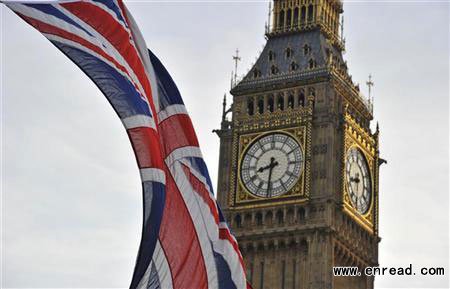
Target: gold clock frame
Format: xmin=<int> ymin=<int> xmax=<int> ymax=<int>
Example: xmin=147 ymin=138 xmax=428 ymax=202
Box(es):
xmin=342 ymin=110 xmax=378 ymax=233
xmin=236 ymin=128 xmax=308 ymax=204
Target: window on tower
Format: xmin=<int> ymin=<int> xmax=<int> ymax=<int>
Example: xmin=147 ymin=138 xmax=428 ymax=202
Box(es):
xmin=293 ymin=7 xmax=299 ymax=26
xmin=286 ymin=9 xmax=292 ymax=28
xmin=308 ymin=4 xmax=314 ymax=22
xmin=268 ymin=96 xmax=274 ymax=112
xmin=298 ymin=207 xmax=306 ymax=221
xmin=255 ymin=212 xmax=263 ymax=226
xmin=285 ymin=47 xmax=293 ymax=58
xmin=276 ymin=210 xmax=284 ymax=225
xmin=257 ymin=98 xmax=264 ymax=114
xmin=300 ymin=239 xmax=308 ymax=254
xmin=303 ymin=44 xmax=311 ymax=55
xmin=299 ymin=90 xmax=305 ymax=106
xmin=268 ymin=50 xmax=275 ymax=61
xmin=288 ymin=94 xmax=294 ymax=109
xmin=234 ymin=214 xmax=242 ymax=228
xmin=278 ymin=10 xmax=285 ymax=29
xmin=300 ymin=6 xmax=306 ymax=24
xmin=277 ymin=94 xmax=284 ymax=110
xmin=271 ymin=65 xmax=279 ymax=75
xmin=247 ymin=98 xmax=254 ymax=115
xmin=265 ymin=211 xmax=273 ymax=226
xmin=290 ymin=61 xmax=298 ymax=71
xmin=309 ymin=58 xmax=316 ymax=69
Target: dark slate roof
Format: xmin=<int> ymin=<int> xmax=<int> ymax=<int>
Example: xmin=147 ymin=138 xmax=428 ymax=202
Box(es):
xmin=231 ymin=29 xmax=345 ymax=95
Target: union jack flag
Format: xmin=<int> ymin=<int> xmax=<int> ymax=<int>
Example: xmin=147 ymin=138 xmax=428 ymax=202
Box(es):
xmin=4 ymin=1 xmax=248 ymax=288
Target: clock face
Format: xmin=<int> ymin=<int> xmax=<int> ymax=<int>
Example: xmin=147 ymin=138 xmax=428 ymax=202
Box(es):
xmin=345 ymin=147 xmax=371 ymax=214
xmin=240 ymin=133 xmax=303 ymax=198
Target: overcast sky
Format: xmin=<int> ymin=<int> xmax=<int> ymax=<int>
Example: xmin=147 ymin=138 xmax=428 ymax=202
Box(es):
xmin=1 ymin=1 xmax=449 ymax=288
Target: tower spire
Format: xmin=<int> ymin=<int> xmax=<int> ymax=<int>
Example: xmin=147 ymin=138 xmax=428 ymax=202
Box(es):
xmin=232 ymin=49 xmax=241 ymax=87
xmin=221 ymin=93 xmax=227 ymax=122
xmin=366 ymin=74 xmax=374 ymax=102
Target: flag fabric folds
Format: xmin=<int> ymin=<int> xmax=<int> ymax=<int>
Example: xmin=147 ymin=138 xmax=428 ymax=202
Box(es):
xmin=4 ymin=1 xmax=248 ymax=288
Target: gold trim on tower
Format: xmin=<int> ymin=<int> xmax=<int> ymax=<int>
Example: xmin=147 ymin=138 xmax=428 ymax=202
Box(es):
xmin=342 ymin=109 xmax=378 ymax=234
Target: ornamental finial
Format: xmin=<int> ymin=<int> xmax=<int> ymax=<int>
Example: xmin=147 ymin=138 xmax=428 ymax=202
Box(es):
xmin=222 ymin=94 xmax=227 ymax=122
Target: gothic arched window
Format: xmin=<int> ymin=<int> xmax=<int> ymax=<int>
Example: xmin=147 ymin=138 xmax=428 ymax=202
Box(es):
xmin=298 ymin=207 xmax=306 ymax=221
xmin=271 ymin=65 xmax=279 ymax=75
xmin=268 ymin=96 xmax=274 ymax=112
xmin=290 ymin=61 xmax=298 ymax=71
xmin=288 ymin=94 xmax=294 ymax=109
xmin=303 ymin=44 xmax=311 ymax=55
xmin=300 ymin=6 xmax=306 ymax=24
xmin=309 ymin=58 xmax=316 ymax=69
xmin=247 ymin=98 xmax=254 ymax=115
xmin=277 ymin=95 xmax=284 ymax=110
xmin=293 ymin=7 xmax=299 ymax=26
xmin=279 ymin=10 xmax=285 ymax=28
xmin=308 ymin=4 xmax=314 ymax=22
xmin=255 ymin=212 xmax=263 ymax=226
xmin=286 ymin=9 xmax=292 ymax=28
xmin=299 ymin=91 xmax=305 ymax=106
xmin=253 ymin=68 xmax=261 ymax=78
xmin=234 ymin=214 xmax=242 ymax=228
xmin=265 ymin=211 xmax=273 ymax=226
xmin=268 ymin=50 xmax=275 ymax=61
xmin=300 ymin=239 xmax=308 ymax=254
xmin=276 ymin=210 xmax=284 ymax=225
xmin=286 ymin=47 xmax=293 ymax=58
xmin=258 ymin=98 xmax=264 ymax=114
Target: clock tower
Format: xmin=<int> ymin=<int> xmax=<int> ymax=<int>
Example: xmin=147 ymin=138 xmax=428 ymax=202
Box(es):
xmin=215 ymin=1 xmax=381 ymax=289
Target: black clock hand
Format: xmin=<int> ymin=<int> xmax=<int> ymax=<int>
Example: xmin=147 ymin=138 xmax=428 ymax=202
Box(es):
xmin=257 ymin=164 xmax=269 ymax=173
xmin=265 ymin=157 xmax=279 ymax=197
xmin=257 ymin=157 xmax=279 ymax=173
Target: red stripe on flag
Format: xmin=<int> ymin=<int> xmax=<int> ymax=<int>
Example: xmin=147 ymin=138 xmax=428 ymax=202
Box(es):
xmin=159 ymin=170 xmax=208 ymax=289
xmin=158 ymin=114 xmax=199 ymax=156
xmin=181 ymin=164 xmax=219 ymax=225
xmin=128 ymin=127 xmax=164 ymax=169
xmin=61 ymin=2 xmax=153 ymax=104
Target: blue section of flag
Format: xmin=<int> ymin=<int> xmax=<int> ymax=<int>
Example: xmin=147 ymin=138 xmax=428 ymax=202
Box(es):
xmin=215 ymin=251 xmax=238 ymax=289
xmin=130 ymin=181 xmax=165 ymax=289
xmin=148 ymin=50 xmax=184 ymax=110
xmin=53 ymin=41 xmax=152 ymax=119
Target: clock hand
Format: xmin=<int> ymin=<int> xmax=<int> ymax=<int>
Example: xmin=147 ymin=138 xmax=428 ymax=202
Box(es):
xmin=257 ymin=157 xmax=279 ymax=173
xmin=265 ymin=157 xmax=279 ymax=197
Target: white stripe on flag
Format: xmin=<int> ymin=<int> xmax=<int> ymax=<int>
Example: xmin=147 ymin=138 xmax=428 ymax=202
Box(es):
xmin=140 ymin=168 xmax=166 ymax=184
xmin=165 ymin=146 xmax=203 ymax=168
xmin=122 ymin=114 xmax=156 ymax=130
xmin=152 ymin=240 xmax=174 ymax=289
xmin=157 ymin=104 xmax=188 ymax=123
